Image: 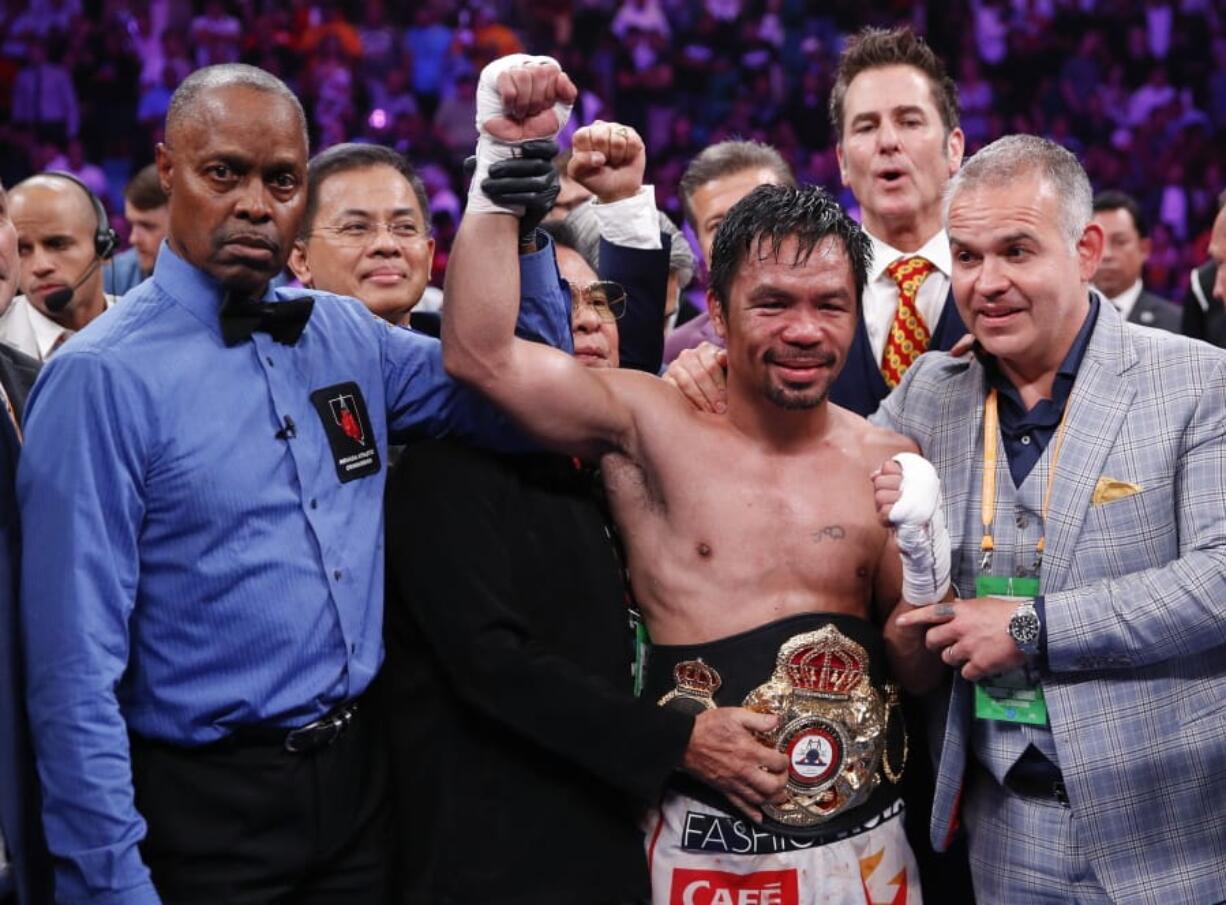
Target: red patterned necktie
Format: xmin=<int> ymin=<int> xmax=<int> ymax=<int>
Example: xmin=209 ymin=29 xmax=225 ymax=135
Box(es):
xmin=881 ymin=256 xmax=936 ymax=388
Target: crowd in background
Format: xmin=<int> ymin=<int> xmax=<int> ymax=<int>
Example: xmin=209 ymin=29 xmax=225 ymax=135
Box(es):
xmin=2 ymin=0 xmax=1223 ymax=300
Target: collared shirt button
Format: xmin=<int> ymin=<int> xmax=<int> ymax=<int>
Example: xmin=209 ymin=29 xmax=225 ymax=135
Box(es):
xmin=266 ymin=356 xmax=274 ymax=367
xmin=333 ymin=569 xmax=342 ymax=581
xmin=1015 ymin=513 xmax=1029 ymax=529
xmin=310 ymin=499 xmax=318 ymax=510
xmin=350 ymin=642 xmax=357 ymax=654
xmin=1020 ymin=435 xmax=1032 ymax=445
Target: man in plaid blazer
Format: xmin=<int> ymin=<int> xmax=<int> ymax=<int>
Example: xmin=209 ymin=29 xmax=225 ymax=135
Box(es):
xmin=874 ymin=135 xmax=1226 ymax=904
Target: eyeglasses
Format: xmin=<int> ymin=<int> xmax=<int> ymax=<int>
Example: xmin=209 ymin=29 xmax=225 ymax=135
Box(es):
xmin=310 ymin=220 xmax=430 ymax=247
xmin=570 ymin=280 xmax=627 ymax=322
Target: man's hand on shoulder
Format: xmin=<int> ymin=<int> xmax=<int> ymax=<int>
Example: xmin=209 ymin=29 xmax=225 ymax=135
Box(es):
xmin=569 ymin=120 xmax=647 ymax=205
xmin=681 ymin=707 xmax=787 ymax=823
xmin=664 ymin=341 xmax=727 ymax=413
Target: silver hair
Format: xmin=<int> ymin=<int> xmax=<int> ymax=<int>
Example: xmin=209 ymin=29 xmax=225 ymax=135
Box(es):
xmin=166 ymin=64 xmax=308 ymax=146
xmin=943 ymin=134 xmax=1091 ymax=248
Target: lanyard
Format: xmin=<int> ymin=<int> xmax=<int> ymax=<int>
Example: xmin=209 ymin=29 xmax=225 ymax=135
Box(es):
xmin=980 ymin=388 xmax=1070 ymax=574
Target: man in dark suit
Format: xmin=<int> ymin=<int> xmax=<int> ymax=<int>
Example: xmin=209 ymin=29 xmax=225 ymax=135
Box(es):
xmin=1091 ymin=190 xmax=1180 ymax=332
xmin=825 ymin=26 xmax=968 ymax=417
xmin=1182 ymin=192 xmax=1226 ymax=348
xmin=0 ymin=178 xmax=51 ymax=905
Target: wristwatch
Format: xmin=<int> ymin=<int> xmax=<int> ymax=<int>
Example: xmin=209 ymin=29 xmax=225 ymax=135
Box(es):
xmin=1008 ymin=600 xmax=1041 ymax=657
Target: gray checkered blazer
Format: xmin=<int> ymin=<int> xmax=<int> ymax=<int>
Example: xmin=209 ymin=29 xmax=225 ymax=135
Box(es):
xmin=874 ymin=300 xmax=1226 ymax=905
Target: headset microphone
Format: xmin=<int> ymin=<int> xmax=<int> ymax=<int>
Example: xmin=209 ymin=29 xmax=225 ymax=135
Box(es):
xmin=44 ymin=255 xmax=104 ymax=313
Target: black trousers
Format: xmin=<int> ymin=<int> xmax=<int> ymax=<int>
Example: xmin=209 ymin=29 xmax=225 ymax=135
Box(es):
xmin=131 ymin=707 xmax=390 ymax=905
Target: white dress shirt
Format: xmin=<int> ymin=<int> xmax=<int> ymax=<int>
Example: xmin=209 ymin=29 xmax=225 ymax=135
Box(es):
xmin=0 ymin=294 xmax=117 ymax=362
xmin=863 ymin=230 xmax=953 ymax=365
xmin=1097 ymin=277 xmax=1143 ymax=323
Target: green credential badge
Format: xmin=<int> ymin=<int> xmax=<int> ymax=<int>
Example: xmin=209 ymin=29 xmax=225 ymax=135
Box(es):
xmin=973 ymin=575 xmax=1048 ymax=725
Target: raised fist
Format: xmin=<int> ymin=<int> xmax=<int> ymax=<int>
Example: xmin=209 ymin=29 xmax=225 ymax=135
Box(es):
xmin=478 ymin=55 xmax=578 ymax=143
xmin=568 ymin=120 xmax=647 ymax=204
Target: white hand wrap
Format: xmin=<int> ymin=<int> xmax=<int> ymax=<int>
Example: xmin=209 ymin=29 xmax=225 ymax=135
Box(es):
xmin=467 ymin=53 xmax=573 ymax=216
xmin=888 ymin=452 xmax=952 ymax=606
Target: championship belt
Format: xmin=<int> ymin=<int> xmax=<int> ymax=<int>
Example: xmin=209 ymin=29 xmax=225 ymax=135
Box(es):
xmin=742 ymin=625 xmax=902 ymax=828
xmin=656 ymin=658 xmax=721 ymax=714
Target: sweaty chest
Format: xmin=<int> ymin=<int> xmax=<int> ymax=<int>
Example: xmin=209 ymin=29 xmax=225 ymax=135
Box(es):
xmin=631 ymin=446 xmax=887 ymax=598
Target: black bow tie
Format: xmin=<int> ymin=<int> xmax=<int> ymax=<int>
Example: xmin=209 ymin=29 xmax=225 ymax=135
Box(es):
xmin=220 ymin=292 xmax=315 ymax=346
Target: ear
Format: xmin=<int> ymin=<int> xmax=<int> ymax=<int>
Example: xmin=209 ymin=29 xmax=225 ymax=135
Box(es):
xmin=835 ymin=142 xmax=847 ymax=186
xmin=425 ymin=236 xmax=436 ymax=282
xmin=288 ymin=240 xmax=313 ymax=287
xmin=154 ymin=143 xmax=173 ymax=196
xmin=707 ymin=288 xmax=728 ymax=340
xmin=1077 ymin=220 xmax=1105 ymax=283
xmin=945 ymin=127 xmax=965 ymax=176
xmin=1138 ymin=236 xmax=1152 ymax=261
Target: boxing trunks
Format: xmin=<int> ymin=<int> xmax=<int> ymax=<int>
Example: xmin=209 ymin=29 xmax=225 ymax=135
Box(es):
xmin=643 ymin=612 xmax=921 ymax=904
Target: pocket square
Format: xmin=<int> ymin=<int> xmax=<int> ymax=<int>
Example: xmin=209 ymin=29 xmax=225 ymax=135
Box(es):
xmin=1092 ymin=477 xmax=1142 ymax=506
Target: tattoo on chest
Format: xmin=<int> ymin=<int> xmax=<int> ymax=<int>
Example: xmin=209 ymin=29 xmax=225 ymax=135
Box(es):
xmin=812 ymin=525 xmax=847 ymax=543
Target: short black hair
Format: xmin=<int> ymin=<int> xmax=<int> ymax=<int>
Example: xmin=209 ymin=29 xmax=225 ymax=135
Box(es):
xmin=708 ymin=184 xmax=871 ymax=314
xmin=301 ymin=143 xmax=431 ymax=239
xmin=1093 ymin=189 xmax=1148 ymax=238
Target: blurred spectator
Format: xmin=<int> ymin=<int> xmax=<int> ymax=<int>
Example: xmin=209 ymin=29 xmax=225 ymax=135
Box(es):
xmin=434 ymin=73 xmax=478 ymax=156
xmin=1182 ymin=193 xmax=1226 ymax=348
xmin=404 ymin=5 xmax=455 ymax=119
xmin=104 ymin=164 xmax=168 ymax=297
xmin=190 ymin=0 xmax=242 ymax=67
xmin=1091 ymin=189 xmax=1180 ymax=331
xmin=300 ymin=4 xmax=364 ymax=59
xmin=611 ymin=0 xmax=671 ymax=40
xmin=44 ymin=138 xmax=106 ymax=199
xmin=11 ymin=41 xmax=79 ymax=143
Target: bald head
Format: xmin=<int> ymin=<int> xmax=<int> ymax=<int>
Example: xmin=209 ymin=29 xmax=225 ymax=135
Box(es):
xmin=166 ymin=64 xmax=308 ymax=148
xmin=11 ymin=175 xmax=98 ymax=227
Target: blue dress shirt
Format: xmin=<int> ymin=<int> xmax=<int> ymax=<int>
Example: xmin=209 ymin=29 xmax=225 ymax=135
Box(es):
xmin=16 ymin=241 xmax=569 ymax=904
xmin=982 ymin=295 xmax=1099 ymax=487
xmin=981 ymin=293 xmax=1099 ymax=665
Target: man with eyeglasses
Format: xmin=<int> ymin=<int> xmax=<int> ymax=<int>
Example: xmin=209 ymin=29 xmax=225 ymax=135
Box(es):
xmin=288 ymin=143 xmax=437 ymax=328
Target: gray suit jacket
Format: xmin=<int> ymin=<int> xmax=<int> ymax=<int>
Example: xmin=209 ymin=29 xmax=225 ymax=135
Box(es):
xmin=874 ymin=301 xmax=1226 ymax=905
xmin=1128 ymin=287 xmax=1180 ymax=332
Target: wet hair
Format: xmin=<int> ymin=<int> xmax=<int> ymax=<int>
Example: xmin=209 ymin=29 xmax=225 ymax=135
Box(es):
xmin=1093 ymin=190 xmax=1147 ymax=237
xmin=708 ymin=184 xmax=871 ymax=314
xmin=300 ymin=143 xmax=430 ymax=239
xmin=829 ymin=26 xmax=960 ymax=136
xmin=166 ymin=63 xmax=307 ymax=146
xmin=678 ymin=140 xmax=796 ymax=231
xmin=945 ymin=135 xmax=1091 ymax=248
xmin=124 ymin=164 xmax=167 ymax=211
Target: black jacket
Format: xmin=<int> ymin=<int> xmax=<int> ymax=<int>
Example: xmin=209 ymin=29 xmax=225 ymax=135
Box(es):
xmin=383 ymin=443 xmax=692 ymax=905
xmin=1182 ymin=261 xmax=1226 ymax=348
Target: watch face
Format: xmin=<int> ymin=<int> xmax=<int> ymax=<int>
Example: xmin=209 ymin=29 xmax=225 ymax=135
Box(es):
xmin=1010 ymin=611 xmax=1040 ymax=645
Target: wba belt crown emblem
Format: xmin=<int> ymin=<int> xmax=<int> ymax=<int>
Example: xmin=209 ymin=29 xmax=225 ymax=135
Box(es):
xmin=742 ymin=626 xmax=898 ymax=827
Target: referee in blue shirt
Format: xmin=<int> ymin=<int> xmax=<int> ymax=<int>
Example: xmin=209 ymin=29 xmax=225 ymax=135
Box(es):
xmin=16 ymin=64 xmax=572 ymax=905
